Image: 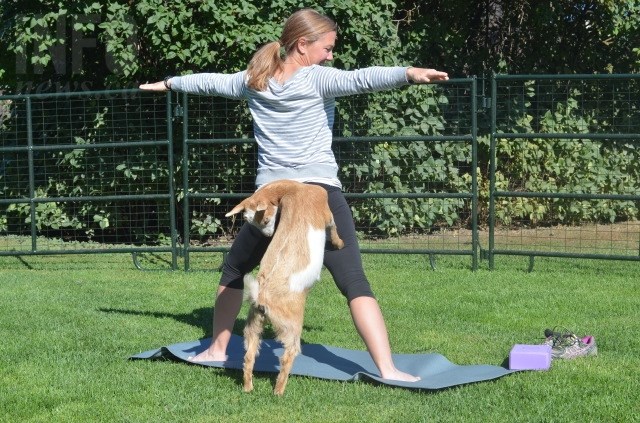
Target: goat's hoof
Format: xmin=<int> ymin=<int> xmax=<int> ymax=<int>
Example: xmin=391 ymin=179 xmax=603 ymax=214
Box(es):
xmin=273 ymin=382 xmax=286 ymax=396
xmin=243 ymin=383 xmax=254 ymax=393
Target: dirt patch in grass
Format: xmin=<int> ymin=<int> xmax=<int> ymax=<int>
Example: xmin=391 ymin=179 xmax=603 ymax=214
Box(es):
xmin=358 ymin=221 xmax=640 ymax=257
xmin=2 ymin=222 xmax=638 ymax=258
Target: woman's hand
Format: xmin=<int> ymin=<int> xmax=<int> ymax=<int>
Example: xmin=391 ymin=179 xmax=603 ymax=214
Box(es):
xmin=139 ymin=81 xmax=169 ymax=91
xmin=406 ymin=67 xmax=449 ymax=84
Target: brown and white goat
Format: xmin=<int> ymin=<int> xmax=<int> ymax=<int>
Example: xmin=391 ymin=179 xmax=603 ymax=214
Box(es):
xmin=225 ymin=179 xmax=344 ymax=395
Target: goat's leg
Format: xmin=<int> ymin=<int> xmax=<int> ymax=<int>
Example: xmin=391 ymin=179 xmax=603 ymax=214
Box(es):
xmin=326 ymin=219 xmax=344 ymax=249
xmin=273 ymin=332 xmax=300 ymax=395
xmin=270 ymin=304 xmax=306 ymax=395
xmin=243 ymin=306 xmax=265 ymax=393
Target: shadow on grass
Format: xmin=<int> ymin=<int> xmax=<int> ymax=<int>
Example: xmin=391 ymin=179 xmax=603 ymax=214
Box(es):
xmin=99 ymin=306 xmax=221 ymax=336
xmin=14 ymin=256 xmax=34 ymax=269
xmin=98 ymin=307 xmax=323 ymax=342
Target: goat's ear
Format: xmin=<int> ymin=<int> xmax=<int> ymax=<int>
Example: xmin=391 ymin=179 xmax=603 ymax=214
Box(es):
xmin=225 ymin=203 xmax=245 ymax=217
xmin=256 ymin=201 xmax=269 ymax=211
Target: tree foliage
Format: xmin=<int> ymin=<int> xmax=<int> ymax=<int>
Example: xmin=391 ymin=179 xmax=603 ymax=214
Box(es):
xmin=0 ymin=1 xmax=638 ymax=240
xmin=395 ymin=0 xmax=640 ymax=75
xmin=1 ymin=0 xmax=637 ymax=92
xmin=0 ymin=0 xmax=404 ymax=92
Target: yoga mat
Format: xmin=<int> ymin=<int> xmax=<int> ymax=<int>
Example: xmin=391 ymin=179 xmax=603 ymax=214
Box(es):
xmin=131 ymin=335 xmax=517 ymax=390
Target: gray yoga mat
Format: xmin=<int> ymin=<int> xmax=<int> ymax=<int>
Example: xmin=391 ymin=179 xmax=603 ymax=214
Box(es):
xmin=131 ymin=334 xmax=517 ymax=390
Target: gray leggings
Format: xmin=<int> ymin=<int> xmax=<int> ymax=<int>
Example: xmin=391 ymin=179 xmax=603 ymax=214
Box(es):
xmin=219 ymin=183 xmax=374 ymax=302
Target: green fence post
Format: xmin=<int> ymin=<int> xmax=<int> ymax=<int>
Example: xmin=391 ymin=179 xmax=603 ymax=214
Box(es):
xmin=167 ymin=91 xmax=178 ymax=270
xmin=471 ymin=76 xmax=478 ymax=271
xmin=488 ymin=74 xmax=497 ymax=270
xmin=181 ymin=92 xmax=191 ymax=271
xmin=26 ymin=96 xmax=37 ymax=253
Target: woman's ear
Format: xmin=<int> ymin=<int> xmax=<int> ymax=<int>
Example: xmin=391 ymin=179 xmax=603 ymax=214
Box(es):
xmin=295 ymin=37 xmax=308 ymax=55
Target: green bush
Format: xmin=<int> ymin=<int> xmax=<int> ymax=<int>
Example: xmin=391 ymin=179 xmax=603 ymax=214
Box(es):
xmin=1 ymin=1 xmax=639 ymax=240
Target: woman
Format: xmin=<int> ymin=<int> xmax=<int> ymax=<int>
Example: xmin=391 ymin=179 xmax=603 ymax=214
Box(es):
xmin=140 ymin=8 xmax=448 ymax=382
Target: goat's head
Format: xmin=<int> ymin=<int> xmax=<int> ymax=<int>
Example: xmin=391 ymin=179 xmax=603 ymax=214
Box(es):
xmin=226 ymin=199 xmax=279 ymax=237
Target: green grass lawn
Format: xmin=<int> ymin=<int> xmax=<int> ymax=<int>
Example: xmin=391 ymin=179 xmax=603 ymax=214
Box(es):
xmin=0 ymin=252 xmax=638 ymax=422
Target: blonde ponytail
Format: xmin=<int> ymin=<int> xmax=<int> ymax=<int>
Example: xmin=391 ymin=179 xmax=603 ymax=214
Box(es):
xmin=247 ymin=41 xmax=283 ymax=91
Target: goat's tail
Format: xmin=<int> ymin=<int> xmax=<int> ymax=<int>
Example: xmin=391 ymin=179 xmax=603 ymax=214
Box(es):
xmin=243 ymin=274 xmax=260 ymax=305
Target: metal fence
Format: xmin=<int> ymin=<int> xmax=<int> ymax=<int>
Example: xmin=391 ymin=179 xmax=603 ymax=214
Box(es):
xmin=1 ymin=74 xmax=638 ymax=271
xmin=0 ymin=89 xmax=179 ymax=267
xmin=488 ymin=74 xmax=640 ymax=270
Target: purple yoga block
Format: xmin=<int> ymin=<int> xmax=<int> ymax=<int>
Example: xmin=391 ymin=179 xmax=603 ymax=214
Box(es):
xmin=509 ymin=344 xmax=552 ymax=370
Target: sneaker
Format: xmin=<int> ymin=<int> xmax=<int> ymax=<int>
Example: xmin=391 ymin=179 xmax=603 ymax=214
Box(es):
xmin=543 ymin=328 xmax=598 ymax=359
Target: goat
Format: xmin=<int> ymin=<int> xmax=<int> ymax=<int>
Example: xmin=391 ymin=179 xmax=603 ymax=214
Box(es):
xmin=225 ymin=179 xmax=344 ymax=395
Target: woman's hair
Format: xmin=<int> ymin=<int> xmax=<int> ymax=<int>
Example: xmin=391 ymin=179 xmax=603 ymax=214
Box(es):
xmin=246 ymin=9 xmax=337 ymax=91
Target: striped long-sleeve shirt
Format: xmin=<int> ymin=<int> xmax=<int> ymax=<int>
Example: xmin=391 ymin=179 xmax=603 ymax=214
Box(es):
xmin=171 ymin=65 xmax=410 ymax=187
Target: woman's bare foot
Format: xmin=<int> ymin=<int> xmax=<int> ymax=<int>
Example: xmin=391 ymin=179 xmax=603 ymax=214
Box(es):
xmin=380 ymin=368 xmax=421 ymax=382
xmin=188 ymin=348 xmax=227 ymax=363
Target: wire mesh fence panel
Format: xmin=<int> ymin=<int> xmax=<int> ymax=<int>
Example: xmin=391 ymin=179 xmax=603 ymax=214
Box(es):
xmin=179 ymin=94 xmax=256 ymax=263
xmin=180 ymin=80 xmax=478 ymax=270
xmin=0 ymin=90 xmax=177 ymax=264
xmin=494 ymin=76 xmax=640 ymax=135
xmin=489 ymin=75 xmax=640 ymax=266
xmin=334 ymin=82 xmax=476 ymax=256
xmin=488 ymin=221 xmax=640 ymax=257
